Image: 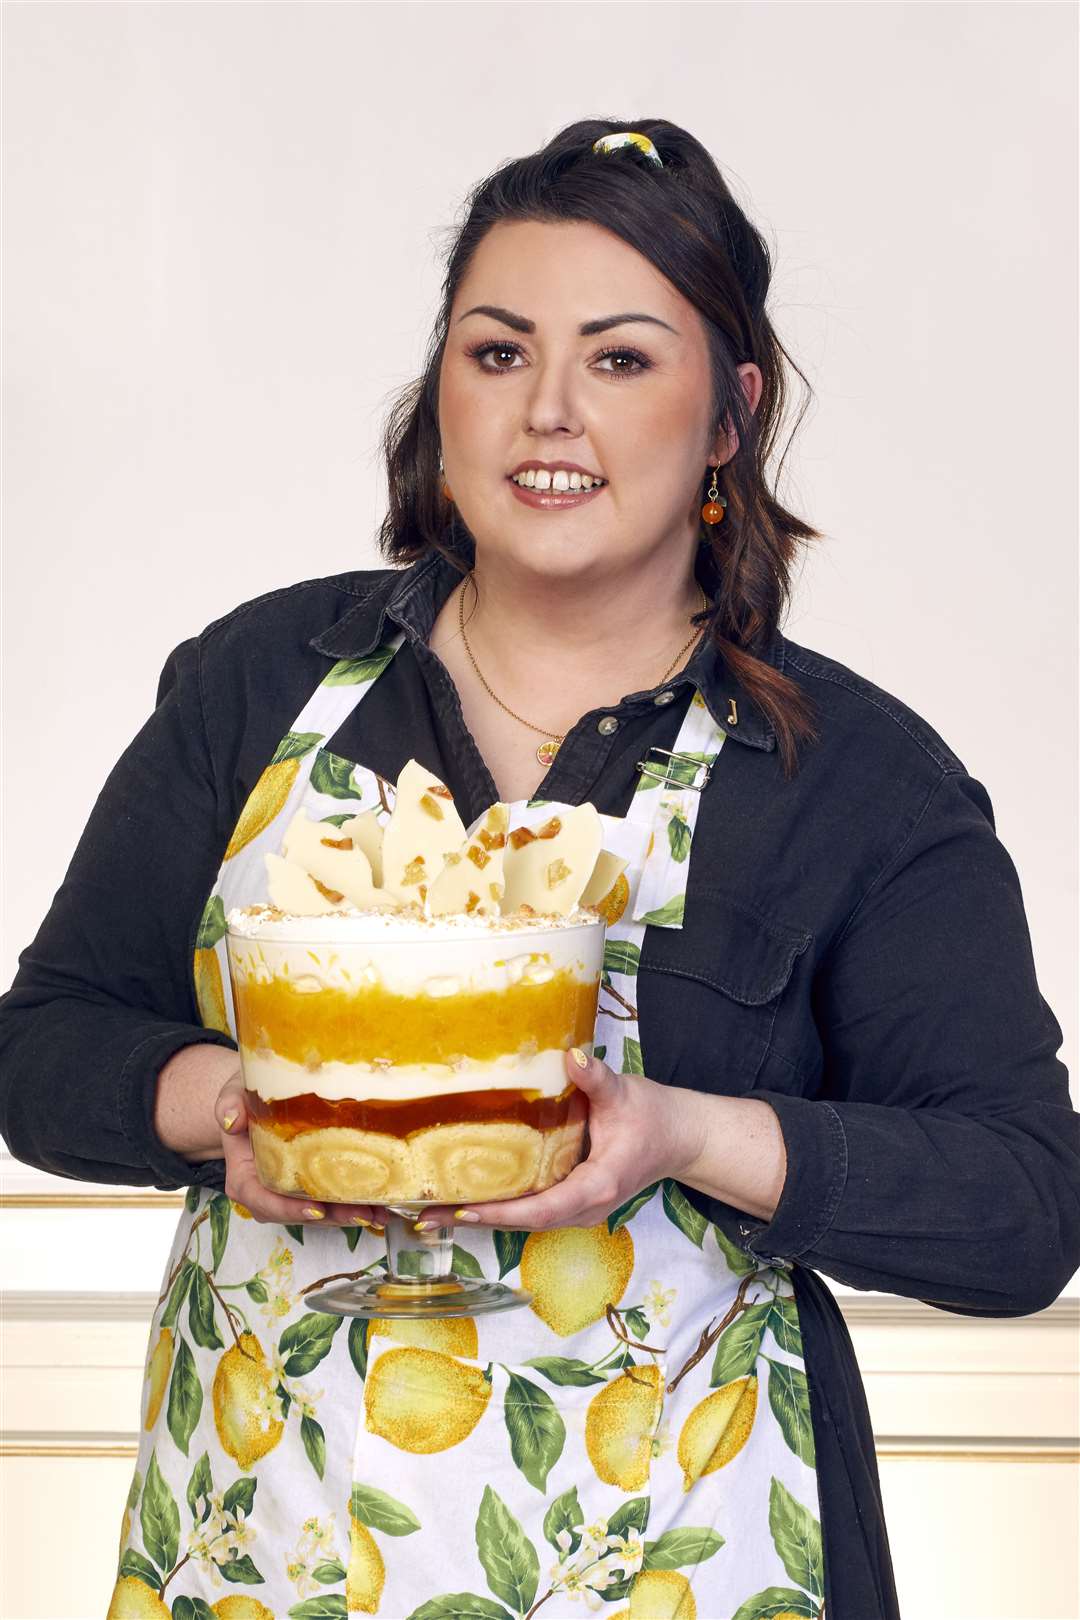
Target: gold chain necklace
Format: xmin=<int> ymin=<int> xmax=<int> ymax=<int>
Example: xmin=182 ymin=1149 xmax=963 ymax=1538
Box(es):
xmin=457 ymin=570 xmax=710 ymax=767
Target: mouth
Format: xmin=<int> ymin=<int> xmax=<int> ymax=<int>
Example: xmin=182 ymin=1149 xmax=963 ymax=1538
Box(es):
xmin=506 ymin=472 xmax=608 ymax=511
xmin=509 ymin=469 xmax=607 ymax=492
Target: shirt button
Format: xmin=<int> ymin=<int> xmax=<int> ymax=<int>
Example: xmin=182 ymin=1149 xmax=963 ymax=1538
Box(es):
xmin=653 ymin=690 xmax=676 ymax=706
xmin=597 ymin=716 xmax=620 ymax=736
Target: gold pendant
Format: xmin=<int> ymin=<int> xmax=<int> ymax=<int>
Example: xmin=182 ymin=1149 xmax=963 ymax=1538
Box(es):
xmin=536 ymin=739 xmax=560 ymax=766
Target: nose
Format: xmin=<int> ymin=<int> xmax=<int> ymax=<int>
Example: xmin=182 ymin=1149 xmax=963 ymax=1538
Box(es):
xmin=521 ymin=358 xmax=585 ymax=441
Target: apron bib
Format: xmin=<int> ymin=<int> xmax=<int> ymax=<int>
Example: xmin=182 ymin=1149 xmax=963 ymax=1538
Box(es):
xmin=111 ymin=634 xmax=825 ymax=1620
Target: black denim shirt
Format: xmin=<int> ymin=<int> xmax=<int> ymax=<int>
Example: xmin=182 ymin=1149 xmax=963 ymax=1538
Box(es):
xmin=3 ymin=552 xmax=1077 ymax=1619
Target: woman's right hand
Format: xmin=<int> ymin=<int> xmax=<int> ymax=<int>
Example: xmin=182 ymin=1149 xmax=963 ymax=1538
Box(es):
xmin=213 ymin=1073 xmax=384 ymax=1230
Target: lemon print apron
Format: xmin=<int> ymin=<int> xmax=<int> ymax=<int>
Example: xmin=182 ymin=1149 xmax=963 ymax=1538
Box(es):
xmin=111 ymin=633 xmax=826 ymax=1620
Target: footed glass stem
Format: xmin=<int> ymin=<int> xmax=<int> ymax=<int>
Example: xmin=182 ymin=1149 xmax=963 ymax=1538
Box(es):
xmin=384 ymin=1205 xmax=455 ymax=1282
xmin=304 ymin=1204 xmax=533 ymax=1319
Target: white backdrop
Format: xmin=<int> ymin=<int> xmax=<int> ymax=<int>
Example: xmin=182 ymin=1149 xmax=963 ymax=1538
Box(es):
xmin=2 ymin=3 xmax=1077 ymax=1301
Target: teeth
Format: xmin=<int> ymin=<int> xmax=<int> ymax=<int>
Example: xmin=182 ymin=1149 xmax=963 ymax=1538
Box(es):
xmin=511 ymin=470 xmax=606 ymax=491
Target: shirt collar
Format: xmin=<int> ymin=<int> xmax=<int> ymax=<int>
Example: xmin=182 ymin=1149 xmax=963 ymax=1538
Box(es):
xmin=310 ymin=551 xmax=778 ymax=752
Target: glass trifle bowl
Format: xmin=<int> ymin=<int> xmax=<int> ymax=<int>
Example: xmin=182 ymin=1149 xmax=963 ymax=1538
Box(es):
xmin=224 ymin=904 xmax=606 ymax=1318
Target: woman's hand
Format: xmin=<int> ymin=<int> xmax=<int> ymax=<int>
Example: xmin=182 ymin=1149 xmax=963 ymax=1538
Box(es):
xmin=391 ymin=1048 xmax=709 ymax=1234
xmin=213 ymin=1073 xmax=384 ymax=1230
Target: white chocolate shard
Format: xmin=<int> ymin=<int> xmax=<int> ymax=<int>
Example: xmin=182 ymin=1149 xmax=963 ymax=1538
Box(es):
xmin=380 ymin=759 xmax=469 ymax=906
xmin=427 ymin=802 xmax=510 ymax=918
xmin=280 ymin=810 xmax=384 ymax=908
xmin=578 ymin=849 xmax=629 ymax=908
xmin=265 ymin=852 xmax=341 ymax=915
xmin=501 ymin=803 xmax=604 ymax=916
xmin=336 ymin=807 xmax=385 ymax=888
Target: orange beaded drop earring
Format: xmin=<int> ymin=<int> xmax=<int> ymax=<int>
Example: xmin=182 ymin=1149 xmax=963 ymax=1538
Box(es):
xmin=701 ymin=463 xmax=728 ymax=525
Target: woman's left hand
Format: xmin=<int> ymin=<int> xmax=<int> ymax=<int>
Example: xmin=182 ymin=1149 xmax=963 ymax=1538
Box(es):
xmin=381 ymin=1048 xmax=707 ymax=1233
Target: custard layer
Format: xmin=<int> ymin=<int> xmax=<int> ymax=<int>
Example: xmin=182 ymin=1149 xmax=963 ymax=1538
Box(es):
xmin=233 ymin=970 xmax=598 ymax=1067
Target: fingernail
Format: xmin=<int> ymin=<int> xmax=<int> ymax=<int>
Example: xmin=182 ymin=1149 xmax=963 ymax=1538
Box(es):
xmin=369 ymin=1223 xmax=385 ymax=1235
xmin=222 ymin=1113 xmax=237 ymax=1131
xmin=413 ymin=1218 xmax=435 ymax=1231
xmin=454 ymin=1209 xmax=481 ymax=1222
xmin=570 ymin=1047 xmax=589 ymax=1069
xmin=304 ymin=1206 xmax=325 ymax=1220
xmin=352 ymin=1215 xmax=371 ymax=1226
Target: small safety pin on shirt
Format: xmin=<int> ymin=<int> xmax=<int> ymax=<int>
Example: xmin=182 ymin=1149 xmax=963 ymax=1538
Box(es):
xmin=635 ymin=747 xmax=711 ymax=791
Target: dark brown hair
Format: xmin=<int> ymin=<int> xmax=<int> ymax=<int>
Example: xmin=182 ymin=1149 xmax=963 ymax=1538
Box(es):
xmin=376 ymin=116 xmax=823 ymax=776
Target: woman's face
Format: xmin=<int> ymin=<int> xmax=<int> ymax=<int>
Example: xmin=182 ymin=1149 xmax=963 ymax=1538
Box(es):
xmin=438 ymin=219 xmax=760 ymax=584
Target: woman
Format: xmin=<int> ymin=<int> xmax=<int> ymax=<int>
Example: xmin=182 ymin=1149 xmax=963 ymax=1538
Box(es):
xmin=2 ymin=119 xmax=1076 ymax=1619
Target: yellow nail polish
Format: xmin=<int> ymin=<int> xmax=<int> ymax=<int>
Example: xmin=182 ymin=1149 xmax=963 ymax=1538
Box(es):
xmin=454 ymin=1209 xmax=481 ymax=1222
xmin=304 ymin=1206 xmax=325 ymax=1220
xmin=352 ymin=1215 xmax=371 ymax=1226
xmin=222 ymin=1112 xmax=237 ymax=1131
xmin=570 ymin=1047 xmax=589 ymax=1068
xmin=413 ymin=1219 xmax=434 ymax=1231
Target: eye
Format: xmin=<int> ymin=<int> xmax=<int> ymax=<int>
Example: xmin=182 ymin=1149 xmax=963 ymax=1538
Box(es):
xmin=594 ymin=345 xmax=650 ymax=377
xmin=465 ymin=340 xmax=523 ymax=372
xmin=464 ymin=339 xmax=651 ymax=379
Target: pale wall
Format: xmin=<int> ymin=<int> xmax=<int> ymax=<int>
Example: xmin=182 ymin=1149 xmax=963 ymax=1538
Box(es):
xmin=2 ymin=6 xmax=1077 ymax=1616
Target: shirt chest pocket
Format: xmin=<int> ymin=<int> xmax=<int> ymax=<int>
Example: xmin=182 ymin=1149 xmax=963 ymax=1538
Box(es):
xmin=636 ymin=885 xmax=812 ymax=1093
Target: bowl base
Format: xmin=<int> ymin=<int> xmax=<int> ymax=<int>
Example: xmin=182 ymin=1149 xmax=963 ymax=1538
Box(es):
xmin=305 ymin=1275 xmax=533 ymax=1319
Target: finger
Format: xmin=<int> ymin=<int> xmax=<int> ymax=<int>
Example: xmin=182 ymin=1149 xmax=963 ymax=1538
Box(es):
xmin=406 ymin=1205 xmax=466 ymax=1231
xmin=216 ymin=1075 xmax=248 ymax=1138
xmin=225 ymin=1166 xmax=331 ymax=1226
xmin=564 ymin=1047 xmax=622 ymax=1101
xmin=448 ymin=1161 xmax=618 ymax=1232
xmin=215 ymin=1077 xmax=338 ymax=1223
xmin=220 ymin=1122 xmax=329 ymax=1225
xmin=323 ymin=1202 xmax=384 ymax=1229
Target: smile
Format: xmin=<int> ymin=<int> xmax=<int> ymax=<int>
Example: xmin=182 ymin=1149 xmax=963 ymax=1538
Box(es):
xmin=506 ymin=477 xmax=608 ymax=511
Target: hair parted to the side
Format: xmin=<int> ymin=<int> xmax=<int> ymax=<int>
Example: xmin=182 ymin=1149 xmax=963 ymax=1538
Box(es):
xmin=376 ymin=116 xmax=824 ymax=777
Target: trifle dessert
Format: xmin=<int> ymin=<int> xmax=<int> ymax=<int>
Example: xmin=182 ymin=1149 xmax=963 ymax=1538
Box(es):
xmin=226 ymin=759 xmax=625 ymax=1206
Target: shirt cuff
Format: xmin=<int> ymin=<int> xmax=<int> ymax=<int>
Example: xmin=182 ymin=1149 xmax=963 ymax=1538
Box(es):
xmin=117 ymin=1024 xmax=238 ymax=1190
xmin=733 ymin=1092 xmax=849 ymax=1265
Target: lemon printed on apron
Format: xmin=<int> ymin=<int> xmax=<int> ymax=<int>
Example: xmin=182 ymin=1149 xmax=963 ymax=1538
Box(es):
xmin=193 ymin=897 xmax=230 ymax=1034
xmin=224 ymin=732 xmax=324 ymax=862
xmin=109 ymin=626 xmax=825 ymax=1614
xmin=520 ymin=1224 xmax=634 ymax=1337
xmin=151 ymin=1195 xmax=342 ymax=1482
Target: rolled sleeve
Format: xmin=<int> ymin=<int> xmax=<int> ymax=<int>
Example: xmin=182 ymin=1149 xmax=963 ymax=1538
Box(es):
xmin=733 ymin=1094 xmax=849 ymax=1266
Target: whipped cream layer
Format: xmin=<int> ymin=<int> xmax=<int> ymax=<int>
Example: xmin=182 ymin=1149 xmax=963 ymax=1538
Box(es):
xmin=239 ymin=1045 xmax=585 ymax=1105
xmin=225 ymin=909 xmax=603 ymax=999
xmin=226 ymin=902 xmax=603 ymax=942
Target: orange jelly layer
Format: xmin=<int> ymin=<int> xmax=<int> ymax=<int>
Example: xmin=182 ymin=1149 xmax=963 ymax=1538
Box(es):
xmin=245 ymin=1084 xmax=582 ymax=1141
xmin=233 ymin=970 xmax=599 ymax=1066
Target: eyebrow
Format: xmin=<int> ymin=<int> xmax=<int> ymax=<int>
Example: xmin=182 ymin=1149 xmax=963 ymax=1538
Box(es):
xmin=457 ymin=304 xmax=679 ymax=337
